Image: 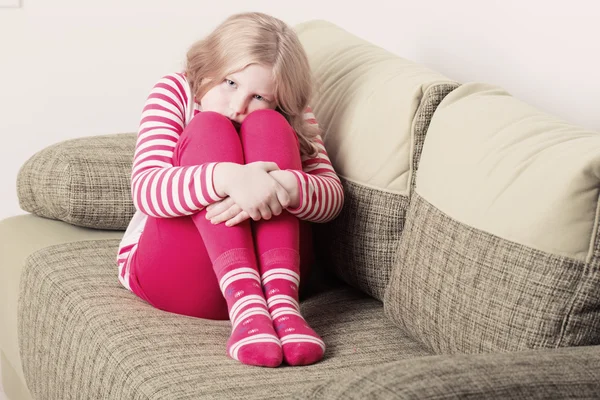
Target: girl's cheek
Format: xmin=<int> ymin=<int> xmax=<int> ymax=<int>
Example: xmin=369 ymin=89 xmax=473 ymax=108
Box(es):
xmin=219 ymin=90 xmax=231 ymax=108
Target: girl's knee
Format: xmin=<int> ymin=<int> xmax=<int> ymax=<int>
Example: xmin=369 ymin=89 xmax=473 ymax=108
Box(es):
xmin=174 ymin=111 xmax=242 ymax=166
xmin=188 ymin=111 xmax=236 ymax=131
xmin=240 ymin=109 xmax=295 ymax=145
xmin=242 ymin=109 xmax=290 ymax=130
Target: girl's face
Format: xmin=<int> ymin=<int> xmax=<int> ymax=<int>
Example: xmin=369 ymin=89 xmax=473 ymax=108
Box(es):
xmin=200 ymin=63 xmax=277 ymax=125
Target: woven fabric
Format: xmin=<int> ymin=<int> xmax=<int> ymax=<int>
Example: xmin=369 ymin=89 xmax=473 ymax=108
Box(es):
xmin=384 ymin=193 xmax=600 ymax=354
xmin=410 ymin=83 xmax=460 ymax=193
xmin=17 ymin=133 xmax=136 ymax=230
xmin=314 ymin=180 xmax=409 ymax=300
xmin=18 ymin=239 xmax=430 ymax=400
xmin=297 ymin=346 xmax=600 ymax=399
xmin=313 ymin=82 xmax=458 ymax=300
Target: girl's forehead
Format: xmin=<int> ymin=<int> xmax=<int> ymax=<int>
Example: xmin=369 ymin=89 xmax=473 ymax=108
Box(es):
xmin=230 ymin=64 xmax=274 ymax=80
xmin=230 ymin=64 xmax=276 ymax=95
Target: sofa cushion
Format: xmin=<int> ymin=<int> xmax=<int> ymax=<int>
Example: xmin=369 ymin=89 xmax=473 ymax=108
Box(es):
xmin=18 ymin=238 xmax=431 ymax=400
xmin=0 ymin=214 xmax=124 ymax=398
xmin=296 ymin=20 xmax=459 ymax=300
xmin=296 ymin=346 xmax=600 ymax=399
xmin=384 ymin=82 xmax=600 ymax=354
xmin=17 ymin=133 xmax=136 ymax=230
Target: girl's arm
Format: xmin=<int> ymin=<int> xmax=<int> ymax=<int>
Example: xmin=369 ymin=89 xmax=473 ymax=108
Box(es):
xmin=267 ymin=169 xmax=300 ymax=208
xmin=282 ymin=107 xmax=345 ymax=223
xmin=131 ymin=73 xmax=225 ymax=218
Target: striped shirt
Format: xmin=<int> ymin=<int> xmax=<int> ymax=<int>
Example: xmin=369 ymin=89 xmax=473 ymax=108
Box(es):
xmin=117 ymin=72 xmax=344 ymax=291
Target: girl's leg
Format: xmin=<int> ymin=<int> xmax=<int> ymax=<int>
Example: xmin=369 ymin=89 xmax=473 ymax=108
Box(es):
xmin=130 ymin=112 xmax=234 ymax=320
xmin=130 ymin=214 xmax=228 ymax=320
xmin=240 ymin=109 xmax=325 ymax=366
xmin=178 ymin=111 xmax=282 ymax=367
xmin=134 ymin=111 xmax=281 ymax=367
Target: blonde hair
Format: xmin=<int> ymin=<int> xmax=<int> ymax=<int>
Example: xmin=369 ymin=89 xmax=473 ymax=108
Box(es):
xmin=185 ymin=12 xmax=320 ymax=158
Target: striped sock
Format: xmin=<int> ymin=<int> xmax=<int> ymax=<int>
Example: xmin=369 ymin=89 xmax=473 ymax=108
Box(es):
xmin=214 ymin=249 xmax=282 ymax=367
xmin=260 ymin=249 xmax=325 ymax=366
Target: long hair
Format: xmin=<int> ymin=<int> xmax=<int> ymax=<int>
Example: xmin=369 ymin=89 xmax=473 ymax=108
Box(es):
xmin=185 ymin=12 xmax=320 ymax=158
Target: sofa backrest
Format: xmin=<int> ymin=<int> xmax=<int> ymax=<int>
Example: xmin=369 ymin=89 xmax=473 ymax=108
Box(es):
xmin=296 ymin=20 xmax=458 ymax=299
xmin=384 ymin=82 xmax=600 ymax=353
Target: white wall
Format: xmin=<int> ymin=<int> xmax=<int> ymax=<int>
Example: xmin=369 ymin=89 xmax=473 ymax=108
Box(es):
xmin=1 ymin=0 xmax=598 ymax=221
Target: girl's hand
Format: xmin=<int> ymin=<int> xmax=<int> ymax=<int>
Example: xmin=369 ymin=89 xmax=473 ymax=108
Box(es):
xmin=205 ymin=197 xmax=249 ymax=227
xmin=207 ymin=169 xmax=300 ymax=227
xmin=268 ymin=170 xmax=300 ymax=209
xmin=213 ymin=161 xmax=291 ymax=221
xmin=205 ymin=169 xmax=300 ymax=227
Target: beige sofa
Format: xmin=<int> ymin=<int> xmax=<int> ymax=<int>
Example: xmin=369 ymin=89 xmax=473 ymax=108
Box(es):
xmin=3 ymin=19 xmax=600 ymax=400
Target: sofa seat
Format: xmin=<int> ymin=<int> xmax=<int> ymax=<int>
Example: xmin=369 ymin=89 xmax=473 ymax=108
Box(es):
xmin=1 ymin=215 xmax=126 ymax=400
xmin=10 ymin=215 xmax=432 ymax=399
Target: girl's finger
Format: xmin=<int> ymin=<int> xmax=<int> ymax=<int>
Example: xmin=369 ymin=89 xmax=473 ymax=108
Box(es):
xmin=257 ymin=161 xmax=280 ymax=172
xmin=247 ymin=207 xmax=262 ymax=221
xmin=269 ymin=197 xmax=283 ymax=216
xmin=211 ymin=204 xmax=242 ymax=224
xmin=206 ymin=197 xmax=234 ymax=219
xmin=275 ymin=184 xmax=291 ymax=209
xmin=258 ymin=202 xmax=272 ymax=220
xmin=225 ymin=211 xmax=250 ymax=227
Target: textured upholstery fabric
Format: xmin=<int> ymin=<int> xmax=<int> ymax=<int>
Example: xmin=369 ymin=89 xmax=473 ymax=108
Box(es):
xmin=17 ymin=133 xmax=136 ymax=230
xmin=313 ymin=180 xmax=409 ymax=301
xmin=18 ymin=239 xmax=430 ymax=400
xmin=296 ymin=346 xmax=600 ymax=399
xmin=313 ymin=83 xmax=459 ymax=300
xmin=385 ymin=194 xmax=600 ymax=354
xmin=0 ymin=214 xmax=124 ymax=397
xmin=385 ymin=82 xmax=600 ymax=354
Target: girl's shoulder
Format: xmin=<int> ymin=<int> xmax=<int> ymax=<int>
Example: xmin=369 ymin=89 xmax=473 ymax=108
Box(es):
xmin=148 ymin=72 xmax=195 ymax=116
xmin=154 ymin=72 xmax=191 ymax=88
xmin=153 ymin=72 xmax=193 ymax=98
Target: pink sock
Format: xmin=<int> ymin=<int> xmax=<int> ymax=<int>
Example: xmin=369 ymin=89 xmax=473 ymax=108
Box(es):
xmin=260 ymin=248 xmax=325 ymax=366
xmin=214 ymin=248 xmax=282 ymax=367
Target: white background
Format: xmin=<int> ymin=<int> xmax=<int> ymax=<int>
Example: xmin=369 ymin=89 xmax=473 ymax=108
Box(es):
xmin=0 ymin=0 xmax=19 ymax=8
xmin=0 ymin=0 xmax=599 ymax=221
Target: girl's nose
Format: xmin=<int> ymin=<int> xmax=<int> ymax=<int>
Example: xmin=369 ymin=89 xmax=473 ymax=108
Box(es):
xmin=229 ymin=95 xmax=248 ymax=116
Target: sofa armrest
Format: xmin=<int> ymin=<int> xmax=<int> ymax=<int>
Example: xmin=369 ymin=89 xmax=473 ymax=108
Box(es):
xmin=299 ymin=346 xmax=600 ymax=399
xmin=0 ymin=214 xmax=124 ymax=396
xmin=17 ymin=133 xmax=136 ymax=230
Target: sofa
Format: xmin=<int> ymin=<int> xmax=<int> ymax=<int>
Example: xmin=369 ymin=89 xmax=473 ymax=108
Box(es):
xmin=2 ymin=19 xmax=600 ymax=400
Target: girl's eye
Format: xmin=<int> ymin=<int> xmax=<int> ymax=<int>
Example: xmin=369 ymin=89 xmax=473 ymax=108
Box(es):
xmin=225 ymin=79 xmax=236 ymax=87
xmin=253 ymin=95 xmax=264 ymax=101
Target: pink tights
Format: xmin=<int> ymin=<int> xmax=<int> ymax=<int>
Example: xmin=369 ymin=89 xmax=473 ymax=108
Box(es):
xmin=130 ymin=110 xmax=325 ymax=367
xmin=130 ymin=110 xmax=313 ymax=320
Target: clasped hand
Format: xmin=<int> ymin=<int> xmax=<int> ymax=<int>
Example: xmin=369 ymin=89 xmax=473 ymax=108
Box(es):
xmin=206 ymin=162 xmax=295 ymax=227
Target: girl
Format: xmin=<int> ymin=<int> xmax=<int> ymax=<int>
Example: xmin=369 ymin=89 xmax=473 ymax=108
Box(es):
xmin=116 ymin=12 xmax=344 ymax=368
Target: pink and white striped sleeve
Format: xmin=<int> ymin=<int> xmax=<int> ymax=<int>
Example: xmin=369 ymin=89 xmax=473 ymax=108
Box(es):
xmin=131 ymin=73 xmax=224 ymax=218
xmin=286 ymin=107 xmax=344 ymax=223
